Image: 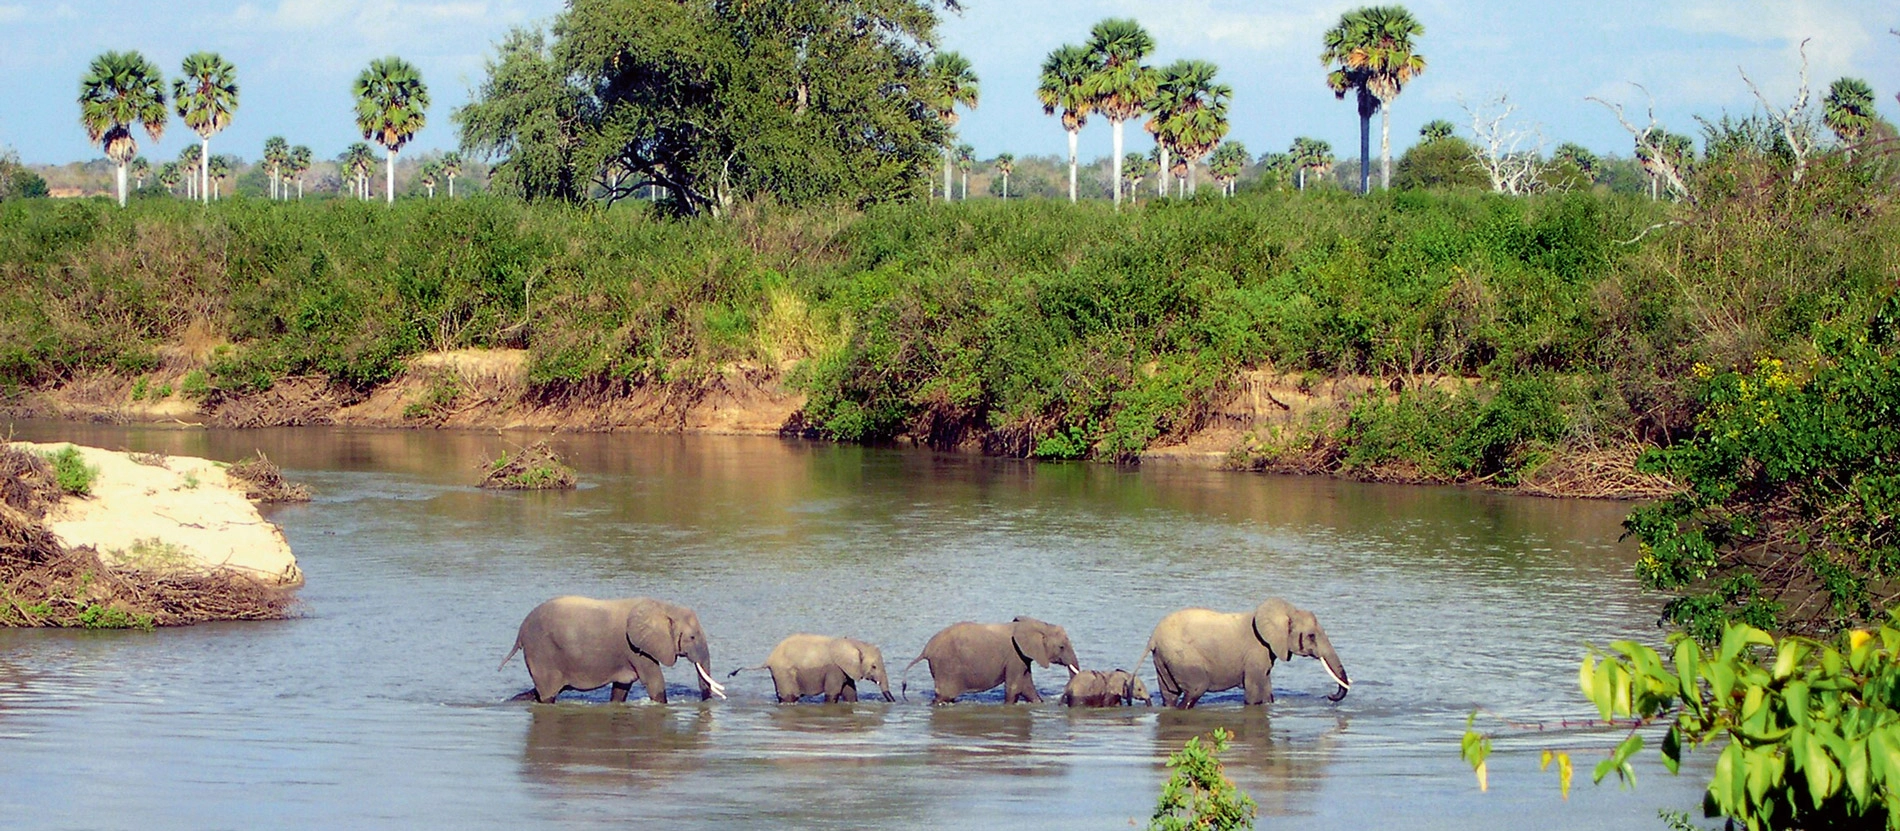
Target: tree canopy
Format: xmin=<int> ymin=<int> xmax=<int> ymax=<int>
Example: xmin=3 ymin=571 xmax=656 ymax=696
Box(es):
xmin=456 ymin=0 xmax=958 ymax=215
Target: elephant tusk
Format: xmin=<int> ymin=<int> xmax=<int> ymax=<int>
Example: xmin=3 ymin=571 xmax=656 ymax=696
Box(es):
xmin=1067 ymin=664 xmax=1080 ymax=677
xmin=1319 ymin=660 xmax=1351 ymax=691
xmin=697 ymin=663 xmax=728 ymax=699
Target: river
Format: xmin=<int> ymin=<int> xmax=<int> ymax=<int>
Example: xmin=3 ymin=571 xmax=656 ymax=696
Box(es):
xmin=0 ymin=423 xmax=1710 ymax=829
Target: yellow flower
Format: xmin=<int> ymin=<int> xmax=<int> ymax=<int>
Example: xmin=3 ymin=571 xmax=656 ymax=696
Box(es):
xmin=1850 ymin=629 xmax=1873 ymax=651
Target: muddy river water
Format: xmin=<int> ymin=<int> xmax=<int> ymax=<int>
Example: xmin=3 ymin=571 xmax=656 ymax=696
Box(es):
xmin=0 ymin=423 xmax=1710 ymax=829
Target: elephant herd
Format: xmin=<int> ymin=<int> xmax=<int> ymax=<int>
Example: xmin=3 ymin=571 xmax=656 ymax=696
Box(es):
xmin=501 ymin=595 xmax=1351 ymax=708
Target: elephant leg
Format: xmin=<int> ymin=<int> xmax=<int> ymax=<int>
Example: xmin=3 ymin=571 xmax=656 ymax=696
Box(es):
xmin=631 ymin=654 xmax=667 ymax=704
xmin=527 ymin=661 xmax=563 ymax=704
xmin=610 ymin=681 xmax=633 ymax=703
xmin=772 ymin=668 xmax=800 ymax=704
xmin=1242 ymin=669 xmax=1274 ymax=706
xmin=1006 ymin=664 xmax=1042 ymax=704
xmin=1154 ymin=660 xmax=1183 ymax=706
xmin=822 ymin=668 xmax=849 ymax=703
xmin=839 ymin=681 xmax=859 ymax=703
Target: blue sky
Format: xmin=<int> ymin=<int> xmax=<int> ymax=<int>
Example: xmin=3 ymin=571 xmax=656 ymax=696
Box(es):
xmin=2 ymin=0 xmax=1897 ymax=166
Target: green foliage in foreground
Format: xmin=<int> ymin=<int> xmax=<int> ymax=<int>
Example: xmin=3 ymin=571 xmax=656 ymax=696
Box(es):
xmin=1465 ymin=620 xmax=1900 ymax=830
xmin=1151 ymin=729 xmax=1257 ymax=831
xmin=37 ymin=445 xmax=97 ymax=496
xmin=1626 ymin=297 xmax=1900 ymax=640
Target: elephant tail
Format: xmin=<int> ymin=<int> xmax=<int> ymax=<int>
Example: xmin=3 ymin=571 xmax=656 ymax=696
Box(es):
xmin=727 ymin=665 xmax=768 ymax=679
xmin=899 ymin=653 xmax=929 ymax=702
xmin=498 ymin=639 xmax=522 ymax=672
xmin=1132 ymin=637 xmax=1157 ymax=687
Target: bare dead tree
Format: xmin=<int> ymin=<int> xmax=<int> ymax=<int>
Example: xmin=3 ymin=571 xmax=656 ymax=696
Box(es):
xmin=1461 ymin=93 xmax=1548 ymax=195
xmin=1740 ymin=37 xmax=1816 ymax=182
xmin=1588 ymin=84 xmax=1695 ymax=204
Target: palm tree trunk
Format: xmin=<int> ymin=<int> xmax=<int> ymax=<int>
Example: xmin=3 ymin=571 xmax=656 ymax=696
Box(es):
xmin=449 ymin=176 xmax=455 ymax=199
xmin=1188 ymin=161 xmax=1196 ymax=195
xmin=1358 ymin=109 xmax=1371 ymax=196
xmin=961 ymin=170 xmax=967 ymax=200
xmin=1298 ymin=168 xmax=1306 ymax=192
xmin=943 ymin=148 xmax=953 ymax=202
xmin=1002 ymin=172 xmax=1008 ymax=201
xmin=116 ymin=164 xmax=127 ymax=208
xmin=201 ymin=139 xmax=211 ymax=205
xmin=1066 ymin=129 xmax=1079 ymax=204
xmin=1380 ymin=102 xmax=1392 ymax=191
xmin=298 ymin=179 xmax=304 ymax=199
xmin=387 ymin=149 xmax=397 ymax=205
xmin=1111 ymin=118 xmax=1125 ymax=209
xmin=1159 ymin=147 xmax=1170 ymax=197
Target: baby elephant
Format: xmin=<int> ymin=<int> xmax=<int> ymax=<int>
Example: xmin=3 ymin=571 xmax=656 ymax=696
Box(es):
xmin=729 ymin=634 xmax=896 ymax=703
xmin=1061 ymin=669 xmax=1153 ymax=707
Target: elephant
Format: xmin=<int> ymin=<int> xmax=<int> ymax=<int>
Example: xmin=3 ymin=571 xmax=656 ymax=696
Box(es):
xmin=900 ymin=616 xmax=1080 ymax=704
xmin=1136 ymin=598 xmax=1350 ymax=708
xmin=728 ymin=633 xmax=896 ymax=703
xmin=501 ymin=596 xmax=728 ymax=704
xmin=1061 ymin=668 xmax=1152 ymax=707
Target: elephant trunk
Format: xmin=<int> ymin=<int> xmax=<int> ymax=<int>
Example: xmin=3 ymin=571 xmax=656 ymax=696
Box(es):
xmin=687 ymin=642 xmax=725 ymax=700
xmin=1317 ymin=640 xmax=1350 ymax=702
xmin=875 ymin=670 xmax=895 ymax=702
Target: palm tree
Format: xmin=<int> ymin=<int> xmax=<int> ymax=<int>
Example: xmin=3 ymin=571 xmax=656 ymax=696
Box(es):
xmin=923 ymin=52 xmax=978 ymax=202
xmin=419 ymin=159 xmax=440 ymax=198
xmin=440 ymin=151 xmax=462 ymax=198
xmin=287 ymin=145 xmax=312 ymax=199
xmin=130 ymin=156 xmax=150 ymax=189
xmin=157 ymin=162 xmax=181 ymax=195
xmin=1290 ymin=137 xmax=1334 ymax=191
xmin=1636 ymin=130 xmax=1693 ymax=200
xmin=207 ymin=154 xmax=231 ymax=199
xmin=1323 ymin=6 xmax=1427 ymax=194
xmin=78 ymin=51 xmax=168 ymax=208
xmin=1823 ymin=77 xmax=1878 ymax=160
xmin=1209 ymin=141 xmax=1248 ymax=196
xmin=354 ymin=56 xmax=430 ymax=205
xmin=342 ymin=142 xmax=376 ymax=200
xmin=1419 ymin=119 xmax=1454 ymax=143
xmin=1552 ymin=143 xmax=1597 ymax=177
xmin=1122 ymin=152 xmax=1155 ymax=198
xmin=1084 ymin=18 xmax=1157 ymax=209
xmin=262 ymin=136 xmax=288 ymax=200
xmin=1037 ymin=44 xmax=1094 ymax=204
xmin=994 ymin=153 xmax=1014 ymax=201
xmin=177 ymin=144 xmax=201 ymax=200
xmin=1148 ymin=59 xmax=1229 ymax=196
xmin=1144 ymin=64 xmax=1182 ymax=199
xmin=955 ymin=144 xmax=974 ymax=200
xmin=172 ymin=52 xmax=239 ymax=205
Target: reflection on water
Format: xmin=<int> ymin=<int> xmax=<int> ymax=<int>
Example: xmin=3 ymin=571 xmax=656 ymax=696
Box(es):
xmin=0 ymin=421 xmax=1710 ymax=829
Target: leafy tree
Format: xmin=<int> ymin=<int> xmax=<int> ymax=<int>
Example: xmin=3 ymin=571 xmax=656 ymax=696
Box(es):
xmin=457 ymin=1 xmax=955 ymax=215
xmin=1392 ymin=135 xmax=1483 ymax=190
xmin=355 ymin=56 xmax=430 ymax=205
xmin=172 ymin=52 xmax=238 ymax=206
xmin=1037 ymin=43 xmax=1094 ymax=204
xmin=1084 ymin=18 xmax=1157 ymax=209
xmin=79 ymin=50 xmax=168 ymax=207
xmin=1208 ymin=141 xmax=1247 ymax=196
xmin=1824 ymin=77 xmax=1880 ymax=160
xmin=1323 ymin=6 xmax=1427 ymax=194
xmin=1418 ymin=118 xmax=1454 ymax=142
xmin=993 ymin=152 xmax=1013 ymax=200
xmin=0 ymin=149 xmax=49 ymax=201
xmin=1150 ymin=729 xmax=1258 ymax=831
xmin=925 ymin=52 xmax=979 ymax=202
xmin=262 ymin=135 xmax=288 ymax=200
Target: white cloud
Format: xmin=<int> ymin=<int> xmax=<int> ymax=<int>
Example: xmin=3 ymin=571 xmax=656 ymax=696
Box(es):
xmin=0 ymin=5 xmax=25 ymax=24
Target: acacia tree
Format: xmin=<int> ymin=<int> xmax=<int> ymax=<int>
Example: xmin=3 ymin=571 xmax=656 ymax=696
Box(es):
xmin=1323 ymin=6 xmax=1426 ymax=194
xmin=79 ymin=51 xmax=168 ymax=208
xmin=457 ymin=1 xmax=956 ymax=215
xmin=172 ymin=52 xmax=238 ymax=205
xmin=1037 ymin=43 xmax=1094 ymax=204
xmin=925 ymin=52 xmax=979 ymax=202
xmin=1084 ymin=18 xmax=1157 ymax=209
xmin=355 ymin=56 xmax=429 ymax=205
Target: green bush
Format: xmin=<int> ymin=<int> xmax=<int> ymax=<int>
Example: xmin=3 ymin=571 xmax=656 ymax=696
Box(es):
xmin=1150 ymin=728 xmax=1257 ymax=831
xmin=38 ymin=445 xmax=97 ymax=496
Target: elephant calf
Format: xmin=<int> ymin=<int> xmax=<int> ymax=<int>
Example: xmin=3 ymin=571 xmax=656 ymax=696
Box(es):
xmin=1138 ymin=597 xmax=1350 ymax=709
xmin=901 ymin=617 xmax=1080 ymax=704
xmin=501 ymin=596 xmax=727 ymax=704
xmin=729 ymin=634 xmax=896 ymax=703
xmin=1061 ymin=669 xmax=1152 ymax=707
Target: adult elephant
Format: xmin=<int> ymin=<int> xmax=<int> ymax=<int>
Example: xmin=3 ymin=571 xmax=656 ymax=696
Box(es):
xmin=729 ymin=634 xmax=896 ymax=703
xmin=901 ymin=616 xmax=1081 ymax=704
xmin=1137 ymin=598 xmax=1350 ymax=708
xmin=501 ymin=596 xmax=728 ymax=704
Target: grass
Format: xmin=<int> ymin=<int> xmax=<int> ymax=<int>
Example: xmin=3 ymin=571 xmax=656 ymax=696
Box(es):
xmin=37 ymin=445 xmax=97 ymax=496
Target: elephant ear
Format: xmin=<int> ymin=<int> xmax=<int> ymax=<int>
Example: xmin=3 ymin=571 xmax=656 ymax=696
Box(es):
xmin=1252 ymin=598 xmax=1295 ymax=661
xmin=625 ymin=601 xmax=681 ymax=667
xmin=1012 ymin=617 xmax=1054 ymax=668
xmin=832 ymin=639 xmax=867 ymax=681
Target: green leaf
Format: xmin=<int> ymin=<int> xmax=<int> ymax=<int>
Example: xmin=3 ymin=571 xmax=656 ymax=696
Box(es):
xmin=1662 ymin=726 xmax=1683 ymax=776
